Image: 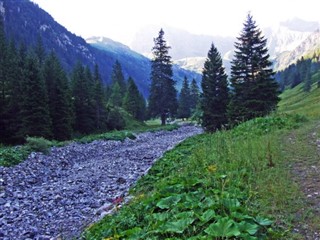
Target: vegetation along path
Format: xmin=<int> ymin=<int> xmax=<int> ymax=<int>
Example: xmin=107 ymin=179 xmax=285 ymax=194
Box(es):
xmin=0 ymin=125 xmax=203 ymax=240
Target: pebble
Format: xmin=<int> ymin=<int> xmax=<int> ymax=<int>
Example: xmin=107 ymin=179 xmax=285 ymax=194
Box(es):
xmin=0 ymin=125 xmax=202 ymax=239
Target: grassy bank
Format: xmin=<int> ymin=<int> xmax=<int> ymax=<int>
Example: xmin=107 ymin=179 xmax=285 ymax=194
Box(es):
xmin=83 ymin=114 xmax=306 ymax=239
xmin=83 ymin=83 xmax=320 ymax=239
xmin=0 ymin=123 xmax=178 ymax=167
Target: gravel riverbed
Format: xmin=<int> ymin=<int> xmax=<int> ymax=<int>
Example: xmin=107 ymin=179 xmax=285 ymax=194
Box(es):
xmin=0 ymin=125 xmax=202 ymax=240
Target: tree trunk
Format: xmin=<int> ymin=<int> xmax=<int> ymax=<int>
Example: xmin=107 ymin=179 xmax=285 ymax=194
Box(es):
xmin=161 ymin=112 xmax=166 ymax=126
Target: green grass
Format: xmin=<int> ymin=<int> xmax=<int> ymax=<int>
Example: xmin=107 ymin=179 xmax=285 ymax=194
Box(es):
xmin=0 ymin=121 xmax=179 ymax=167
xmin=278 ymin=82 xmax=320 ymax=119
xmin=83 ymin=115 xmax=307 ymax=240
xmin=83 ymin=83 xmax=320 ymax=239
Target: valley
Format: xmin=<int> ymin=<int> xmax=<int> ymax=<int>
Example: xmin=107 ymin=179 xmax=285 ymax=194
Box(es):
xmin=0 ymin=0 xmax=320 ymax=239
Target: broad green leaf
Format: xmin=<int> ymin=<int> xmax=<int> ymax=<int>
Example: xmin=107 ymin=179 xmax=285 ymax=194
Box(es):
xmin=223 ymin=198 xmax=240 ymax=210
xmin=175 ymin=211 xmax=194 ymax=219
xmin=198 ymin=209 xmax=216 ymax=223
xmin=123 ymin=227 xmax=143 ymax=239
xmin=162 ymin=218 xmax=195 ymax=234
xmin=204 ymin=217 xmax=241 ymax=237
xmin=239 ymin=233 xmax=259 ymax=240
xmin=198 ymin=197 xmax=215 ymax=209
xmin=255 ymin=216 xmax=273 ymax=226
xmin=156 ymin=195 xmax=182 ymax=209
xmin=231 ymin=212 xmax=254 ymax=221
xmin=237 ymin=221 xmax=259 ymax=235
xmin=152 ymin=212 xmax=170 ymax=222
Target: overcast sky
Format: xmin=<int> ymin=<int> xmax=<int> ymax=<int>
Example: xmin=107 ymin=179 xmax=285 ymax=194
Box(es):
xmin=31 ymin=0 xmax=320 ymax=45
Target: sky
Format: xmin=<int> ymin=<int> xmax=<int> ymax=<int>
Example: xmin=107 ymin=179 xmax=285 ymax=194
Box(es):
xmin=31 ymin=0 xmax=320 ymax=46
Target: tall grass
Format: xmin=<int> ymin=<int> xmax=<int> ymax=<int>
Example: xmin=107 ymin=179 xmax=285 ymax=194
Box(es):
xmin=83 ymin=115 xmax=305 ymax=239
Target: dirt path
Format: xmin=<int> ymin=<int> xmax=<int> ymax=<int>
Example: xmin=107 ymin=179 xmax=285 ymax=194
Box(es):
xmin=0 ymin=125 xmax=202 ymax=240
xmin=289 ymin=122 xmax=320 ymax=239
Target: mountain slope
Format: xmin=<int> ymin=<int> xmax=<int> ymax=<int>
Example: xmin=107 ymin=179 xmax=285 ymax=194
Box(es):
xmin=87 ymin=36 xmax=202 ymax=92
xmin=131 ymin=25 xmax=235 ymax=60
xmin=1 ymin=0 xmax=200 ymax=97
xmin=274 ymin=30 xmax=320 ymax=71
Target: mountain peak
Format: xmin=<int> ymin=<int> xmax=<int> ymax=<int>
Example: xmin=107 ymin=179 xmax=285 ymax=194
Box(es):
xmin=280 ymin=17 xmax=320 ymax=32
xmin=86 ymin=36 xmax=130 ymax=51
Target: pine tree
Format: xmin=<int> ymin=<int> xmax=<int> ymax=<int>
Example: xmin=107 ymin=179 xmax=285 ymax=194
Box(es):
xmin=71 ymin=62 xmax=95 ymax=134
xmin=4 ymin=40 xmax=23 ymax=143
xmin=93 ymin=64 xmax=107 ymax=131
xmin=303 ymin=64 xmax=312 ymax=92
xmin=189 ymin=78 xmax=200 ymax=112
xmin=109 ymin=82 xmax=123 ymax=107
xmin=177 ymin=76 xmax=191 ymax=119
xmin=201 ymin=43 xmax=229 ymax=132
xmin=0 ymin=16 xmax=7 ymax=143
xmin=148 ymin=28 xmax=178 ymax=125
xmin=20 ymin=52 xmax=52 ymax=138
xmin=123 ymin=77 xmax=146 ymax=121
xmin=111 ymin=60 xmax=126 ymax=100
xmin=43 ymin=51 xmax=73 ymax=140
xmin=228 ymin=14 xmax=279 ymax=124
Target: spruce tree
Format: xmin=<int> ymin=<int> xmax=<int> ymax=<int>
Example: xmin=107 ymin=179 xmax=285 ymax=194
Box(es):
xmin=177 ymin=76 xmax=191 ymax=119
xmin=189 ymin=78 xmax=200 ymax=112
xmin=228 ymin=14 xmax=279 ymax=124
xmin=4 ymin=40 xmax=23 ymax=143
xmin=43 ymin=51 xmax=73 ymax=140
xmin=123 ymin=77 xmax=146 ymax=121
xmin=148 ymin=28 xmax=177 ymax=125
xmin=111 ymin=60 xmax=126 ymax=100
xmin=71 ymin=62 xmax=95 ymax=134
xmin=21 ymin=52 xmax=52 ymax=139
xmin=0 ymin=16 xmax=7 ymax=143
xmin=93 ymin=64 xmax=107 ymax=131
xmin=109 ymin=82 xmax=123 ymax=107
xmin=201 ymin=43 xmax=229 ymax=132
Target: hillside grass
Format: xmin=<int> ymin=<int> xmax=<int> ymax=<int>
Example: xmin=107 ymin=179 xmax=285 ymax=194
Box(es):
xmin=278 ymin=82 xmax=320 ymax=119
xmin=83 ymin=83 xmax=320 ymax=239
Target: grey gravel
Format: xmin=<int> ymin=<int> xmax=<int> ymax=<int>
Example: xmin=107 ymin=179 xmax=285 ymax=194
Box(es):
xmin=0 ymin=125 xmax=202 ymax=240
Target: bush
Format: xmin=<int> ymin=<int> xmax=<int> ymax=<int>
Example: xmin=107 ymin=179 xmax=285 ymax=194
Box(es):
xmin=25 ymin=137 xmax=53 ymax=154
xmin=0 ymin=146 xmax=29 ymax=167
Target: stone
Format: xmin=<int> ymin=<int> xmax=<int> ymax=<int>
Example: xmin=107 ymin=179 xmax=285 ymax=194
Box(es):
xmin=0 ymin=125 xmax=203 ymax=239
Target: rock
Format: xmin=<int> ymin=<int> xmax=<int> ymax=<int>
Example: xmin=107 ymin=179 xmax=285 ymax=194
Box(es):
xmin=0 ymin=125 xmax=203 ymax=239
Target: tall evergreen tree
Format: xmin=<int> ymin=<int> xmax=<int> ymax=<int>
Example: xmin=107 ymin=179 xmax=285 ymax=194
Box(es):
xmin=0 ymin=16 xmax=7 ymax=142
xmin=20 ymin=52 xmax=52 ymax=138
xmin=93 ymin=64 xmax=107 ymax=131
xmin=228 ymin=14 xmax=279 ymax=124
xmin=201 ymin=43 xmax=229 ymax=132
xmin=303 ymin=64 xmax=312 ymax=92
xmin=3 ymin=40 xmax=23 ymax=143
xmin=109 ymin=82 xmax=123 ymax=107
xmin=111 ymin=60 xmax=126 ymax=100
xmin=71 ymin=62 xmax=95 ymax=134
xmin=123 ymin=77 xmax=146 ymax=121
xmin=177 ymin=76 xmax=191 ymax=119
xmin=43 ymin=51 xmax=73 ymax=140
xmin=189 ymin=78 xmax=200 ymax=112
xmin=148 ymin=28 xmax=178 ymax=125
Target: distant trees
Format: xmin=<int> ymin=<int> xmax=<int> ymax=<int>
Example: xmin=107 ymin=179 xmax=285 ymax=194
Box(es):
xmin=177 ymin=77 xmax=191 ymax=119
xmin=123 ymin=77 xmax=146 ymax=121
xmin=148 ymin=29 xmax=178 ymax=125
xmin=201 ymin=43 xmax=229 ymax=132
xmin=228 ymin=14 xmax=279 ymax=124
xmin=43 ymin=51 xmax=73 ymax=140
xmin=276 ymin=56 xmax=319 ymax=92
xmin=189 ymin=78 xmax=200 ymax=112
xmin=0 ymin=22 xmax=147 ymax=144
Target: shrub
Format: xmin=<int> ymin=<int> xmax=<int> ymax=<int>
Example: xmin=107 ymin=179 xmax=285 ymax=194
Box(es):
xmin=25 ymin=136 xmax=53 ymax=154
